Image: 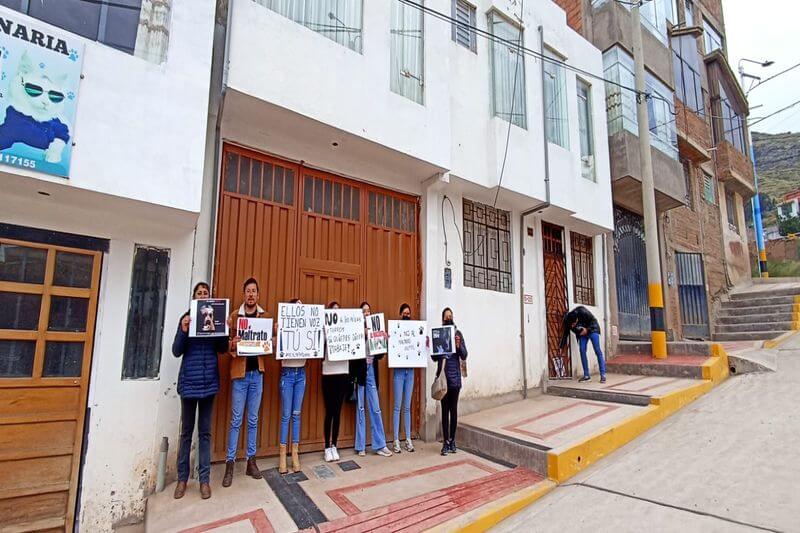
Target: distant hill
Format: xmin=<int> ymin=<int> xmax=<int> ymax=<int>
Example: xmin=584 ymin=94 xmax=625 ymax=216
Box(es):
xmin=753 ymin=131 xmax=800 ymax=203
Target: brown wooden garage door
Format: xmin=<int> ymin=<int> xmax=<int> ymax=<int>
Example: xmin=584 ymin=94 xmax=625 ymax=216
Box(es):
xmin=0 ymin=238 xmax=101 ymax=532
xmin=212 ymin=144 xmax=421 ymax=460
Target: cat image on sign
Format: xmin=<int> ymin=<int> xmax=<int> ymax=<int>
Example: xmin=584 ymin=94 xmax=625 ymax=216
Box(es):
xmin=0 ymin=52 xmax=70 ymax=163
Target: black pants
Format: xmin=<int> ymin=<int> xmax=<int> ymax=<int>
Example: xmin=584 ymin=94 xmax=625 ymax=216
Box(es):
xmin=441 ymin=387 xmax=461 ymax=442
xmin=322 ymin=374 xmax=349 ymax=448
xmin=177 ymin=395 xmax=215 ymax=483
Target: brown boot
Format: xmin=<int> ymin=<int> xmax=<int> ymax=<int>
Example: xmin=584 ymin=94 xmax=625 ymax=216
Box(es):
xmin=278 ymin=444 xmax=288 ymax=474
xmin=173 ymin=480 xmax=187 ymax=499
xmin=222 ymin=460 xmax=234 ymax=487
xmin=200 ymin=482 xmax=211 ymax=499
xmin=246 ymin=457 xmax=263 ymax=479
xmin=291 ymin=443 xmax=301 ymax=473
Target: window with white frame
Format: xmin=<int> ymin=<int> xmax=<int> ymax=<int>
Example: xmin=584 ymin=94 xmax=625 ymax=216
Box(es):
xmin=390 ymin=0 xmax=425 ymax=104
xmin=489 ymin=11 xmax=526 ymax=128
xmin=671 ymin=34 xmax=703 ymax=113
xmin=726 ymin=190 xmax=739 ymax=232
xmin=577 ymin=79 xmax=595 ymax=180
xmin=452 ymin=0 xmax=477 ymax=52
xmin=703 ymin=17 xmax=723 ymax=53
xmin=256 ymin=0 xmax=364 ymax=53
xmin=603 ymin=46 xmax=678 ymax=159
xmin=683 ymin=0 xmax=695 ymax=26
xmin=544 ymin=51 xmax=569 ymax=148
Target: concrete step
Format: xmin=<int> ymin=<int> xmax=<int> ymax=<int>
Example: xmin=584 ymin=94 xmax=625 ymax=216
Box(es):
xmin=730 ymin=287 xmax=800 ymax=300
xmin=605 ymin=355 xmax=707 ymax=379
xmin=615 ymin=341 xmax=712 ymax=357
xmin=458 ymin=423 xmax=550 ymax=475
xmin=721 ymin=295 xmax=799 ymax=309
xmin=713 ymin=331 xmax=790 ymax=342
xmin=717 ymin=312 xmax=797 ymax=325
xmin=718 ymin=303 xmax=798 ymax=317
xmin=546 ymin=384 xmax=651 ymax=406
xmin=715 ymin=321 xmax=795 ymax=333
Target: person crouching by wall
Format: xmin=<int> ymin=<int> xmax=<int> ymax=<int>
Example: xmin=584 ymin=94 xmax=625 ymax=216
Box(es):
xmin=559 ymin=305 xmax=606 ymax=383
xmin=171 ymin=282 xmax=229 ymax=500
xmin=432 ymin=307 xmax=468 ymax=456
xmin=223 ymin=278 xmax=270 ymax=487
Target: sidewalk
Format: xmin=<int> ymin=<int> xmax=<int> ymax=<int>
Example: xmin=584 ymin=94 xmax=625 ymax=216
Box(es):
xmin=146 ymin=442 xmax=547 ymax=533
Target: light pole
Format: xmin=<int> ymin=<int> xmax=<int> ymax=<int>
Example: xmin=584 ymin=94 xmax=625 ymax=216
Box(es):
xmin=739 ymin=58 xmax=774 ymax=278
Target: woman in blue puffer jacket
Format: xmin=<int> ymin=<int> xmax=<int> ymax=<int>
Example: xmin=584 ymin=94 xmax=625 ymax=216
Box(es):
xmin=171 ymin=282 xmax=229 ymax=501
xmin=432 ymin=307 xmax=468 ymax=456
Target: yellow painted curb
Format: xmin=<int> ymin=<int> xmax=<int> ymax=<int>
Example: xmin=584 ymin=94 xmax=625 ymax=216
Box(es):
xmin=452 ymin=480 xmax=557 ymax=533
xmin=764 ymin=330 xmax=797 ymax=349
xmin=702 ymin=348 xmax=730 ymax=383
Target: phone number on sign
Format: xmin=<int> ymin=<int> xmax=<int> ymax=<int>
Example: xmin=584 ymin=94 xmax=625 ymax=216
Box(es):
xmin=0 ymin=154 xmax=37 ymax=169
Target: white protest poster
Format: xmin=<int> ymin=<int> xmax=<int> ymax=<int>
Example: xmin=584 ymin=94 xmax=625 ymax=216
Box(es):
xmin=277 ymin=303 xmax=325 ymax=359
xmin=431 ymin=326 xmax=455 ymax=355
xmin=366 ymin=313 xmax=387 ymax=355
xmin=323 ymin=308 xmax=366 ymax=361
xmin=388 ymin=320 xmax=428 ymax=368
xmin=236 ymin=317 xmax=273 ymax=356
xmin=189 ymin=299 xmax=229 ymax=338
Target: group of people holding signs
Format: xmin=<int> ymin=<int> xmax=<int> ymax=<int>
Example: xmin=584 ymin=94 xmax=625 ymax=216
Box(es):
xmin=170 ymin=278 xmax=468 ymax=500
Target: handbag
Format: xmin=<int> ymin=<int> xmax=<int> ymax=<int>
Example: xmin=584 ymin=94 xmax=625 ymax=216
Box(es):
xmin=460 ymin=359 xmax=468 ymax=379
xmin=431 ymin=361 xmax=448 ymax=401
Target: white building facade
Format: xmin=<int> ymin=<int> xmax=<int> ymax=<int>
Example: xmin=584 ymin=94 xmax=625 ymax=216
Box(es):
xmin=0 ymin=1 xmax=215 ymax=531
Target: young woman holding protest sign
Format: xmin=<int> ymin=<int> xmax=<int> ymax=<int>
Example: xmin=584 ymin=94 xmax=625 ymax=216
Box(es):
xmin=322 ymin=301 xmax=349 ymax=463
xmin=391 ymin=302 xmax=416 ymax=453
xmin=351 ymin=301 xmax=393 ymax=457
xmin=432 ymin=307 xmax=468 ymax=456
xmin=279 ymin=298 xmax=307 ymax=474
xmin=171 ymin=282 xmax=229 ymax=500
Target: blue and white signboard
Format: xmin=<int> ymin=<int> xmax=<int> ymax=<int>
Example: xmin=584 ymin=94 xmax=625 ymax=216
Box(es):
xmin=0 ymin=11 xmax=83 ymax=177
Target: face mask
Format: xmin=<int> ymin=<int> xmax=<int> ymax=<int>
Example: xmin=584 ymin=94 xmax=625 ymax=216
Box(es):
xmin=402 ymin=315 xmax=411 ymax=320
xmin=443 ymin=319 xmax=454 ymax=326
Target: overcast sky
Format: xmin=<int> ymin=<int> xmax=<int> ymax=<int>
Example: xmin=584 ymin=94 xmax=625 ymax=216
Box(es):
xmin=725 ymin=0 xmax=800 ymax=134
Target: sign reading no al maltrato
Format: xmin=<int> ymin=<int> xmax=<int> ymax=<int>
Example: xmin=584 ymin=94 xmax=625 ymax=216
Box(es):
xmin=0 ymin=10 xmax=84 ymax=178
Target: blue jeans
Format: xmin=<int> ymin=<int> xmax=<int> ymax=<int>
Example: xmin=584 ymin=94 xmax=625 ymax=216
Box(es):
xmin=178 ymin=395 xmax=214 ymax=483
xmin=579 ymin=332 xmax=606 ymax=378
xmin=279 ymin=367 xmax=306 ymax=445
xmin=355 ymin=364 xmax=387 ymax=451
xmin=227 ymin=370 xmax=263 ymax=461
xmin=392 ymin=368 xmax=414 ymax=441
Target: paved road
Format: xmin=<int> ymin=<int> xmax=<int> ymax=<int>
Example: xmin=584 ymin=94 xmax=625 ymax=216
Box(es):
xmin=493 ymin=335 xmax=800 ymax=533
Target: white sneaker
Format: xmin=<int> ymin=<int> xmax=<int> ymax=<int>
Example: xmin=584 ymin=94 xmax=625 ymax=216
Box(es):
xmin=376 ymin=447 xmax=393 ymax=457
xmin=331 ymin=446 xmax=340 ymax=461
xmin=324 ymin=447 xmax=333 ymax=462
xmin=393 ymin=440 xmax=402 ymax=453
xmin=404 ymin=439 xmax=415 ymax=452
xmin=357 ymin=450 xmax=366 ymax=457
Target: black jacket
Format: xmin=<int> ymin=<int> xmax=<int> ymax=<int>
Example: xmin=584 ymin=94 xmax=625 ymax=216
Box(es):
xmin=349 ymin=346 xmax=384 ymax=388
xmin=559 ymin=306 xmax=601 ymax=349
xmin=432 ymin=328 xmax=468 ymax=389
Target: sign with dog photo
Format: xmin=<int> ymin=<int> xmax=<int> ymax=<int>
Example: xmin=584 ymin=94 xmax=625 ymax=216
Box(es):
xmin=189 ymin=299 xmax=229 ymax=338
xmin=0 ymin=11 xmax=84 ymax=177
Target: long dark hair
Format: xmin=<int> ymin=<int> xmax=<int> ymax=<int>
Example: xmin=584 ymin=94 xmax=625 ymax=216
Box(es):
xmin=399 ymin=303 xmax=411 ymax=316
xmin=192 ymin=282 xmax=210 ymax=298
xmin=441 ymin=307 xmax=453 ymax=321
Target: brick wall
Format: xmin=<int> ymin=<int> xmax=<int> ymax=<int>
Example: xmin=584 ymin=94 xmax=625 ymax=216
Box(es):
xmin=552 ymin=0 xmax=584 ymax=33
xmin=675 ymin=99 xmax=711 ymax=152
xmin=716 ymin=141 xmax=754 ymax=193
xmin=700 ymin=0 xmax=724 ymax=26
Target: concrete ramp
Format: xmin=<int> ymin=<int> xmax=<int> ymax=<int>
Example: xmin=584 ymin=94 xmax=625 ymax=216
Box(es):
xmin=727 ymin=349 xmax=778 ymax=374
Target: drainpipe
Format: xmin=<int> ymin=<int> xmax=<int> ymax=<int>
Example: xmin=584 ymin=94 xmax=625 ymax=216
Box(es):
xmin=519 ymin=25 xmax=552 ymax=399
xmin=602 ymin=234 xmax=610 ymax=358
xmin=155 ymin=437 xmax=168 ymax=492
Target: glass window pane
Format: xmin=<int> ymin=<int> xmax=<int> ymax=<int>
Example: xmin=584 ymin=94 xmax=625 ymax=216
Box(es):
xmin=324 ymin=180 xmax=332 ymax=216
xmin=48 ymin=296 xmax=89 ymax=332
xmin=29 ymin=0 xmax=101 ymax=41
xmin=250 ymin=160 xmax=262 ymax=199
xmin=100 ymin=0 xmax=142 ymax=54
xmin=394 ymin=198 xmax=403 ymax=230
xmin=303 ymin=176 xmax=314 ymax=212
xmin=274 ymin=167 xmax=285 ymax=204
xmin=0 ymin=292 xmax=41 ymax=330
xmin=352 ymin=188 xmax=360 ymax=220
xmin=285 ymin=168 xmax=295 ymax=205
xmin=122 ymin=246 xmax=169 ymax=379
xmin=343 ymin=185 xmax=352 ymax=219
xmin=224 ymin=153 xmax=239 ymax=193
xmin=238 ymin=156 xmax=251 ymax=196
xmin=490 ymin=13 xmax=526 ymax=128
xmin=333 ymin=182 xmax=342 ymax=218
xmin=53 ymin=252 xmax=93 ymax=288
xmin=262 ymin=163 xmax=274 ymax=202
xmin=0 ymin=340 xmax=35 ymax=377
xmin=43 ymin=341 xmax=84 ymax=377
xmin=390 ymin=0 xmax=425 ymax=104
xmin=313 ymin=178 xmax=324 ymax=214
xmin=0 ymin=244 xmax=46 ymax=284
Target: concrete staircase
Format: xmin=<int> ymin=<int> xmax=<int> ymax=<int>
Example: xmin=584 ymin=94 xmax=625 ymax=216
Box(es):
xmin=713 ymin=286 xmax=800 ymax=342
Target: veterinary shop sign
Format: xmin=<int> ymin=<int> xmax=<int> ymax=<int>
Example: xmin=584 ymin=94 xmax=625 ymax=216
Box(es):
xmin=0 ymin=11 xmax=84 ymax=177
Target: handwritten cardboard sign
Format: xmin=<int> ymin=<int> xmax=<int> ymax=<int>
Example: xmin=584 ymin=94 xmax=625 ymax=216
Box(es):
xmin=388 ymin=320 xmax=428 ymax=368
xmin=323 ymin=308 xmax=366 ymax=361
xmin=236 ymin=317 xmax=273 ymax=356
xmin=277 ymin=303 xmax=325 ymax=359
xmin=366 ymin=313 xmax=388 ymax=355
xmin=189 ymin=299 xmax=229 ymax=338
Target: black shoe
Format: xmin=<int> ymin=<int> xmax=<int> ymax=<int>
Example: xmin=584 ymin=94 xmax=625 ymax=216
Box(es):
xmin=440 ymin=442 xmax=449 ymax=456
xmin=578 ymin=376 xmax=591 ymax=383
xmin=448 ymin=440 xmax=457 ymax=454
xmin=600 ymin=375 xmax=607 ymax=384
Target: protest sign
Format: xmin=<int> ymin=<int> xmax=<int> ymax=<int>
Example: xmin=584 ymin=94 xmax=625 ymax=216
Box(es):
xmin=189 ymin=299 xmax=229 ymax=338
xmin=323 ymin=308 xmax=366 ymax=361
xmin=236 ymin=317 xmax=273 ymax=356
xmin=388 ymin=320 xmax=428 ymax=368
xmin=277 ymin=303 xmax=325 ymax=359
xmin=366 ymin=313 xmax=387 ymax=355
xmin=431 ymin=326 xmax=455 ymax=355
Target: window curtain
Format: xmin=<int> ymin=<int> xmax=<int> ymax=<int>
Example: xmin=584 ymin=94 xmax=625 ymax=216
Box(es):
xmin=134 ymin=0 xmax=171 ymax=64
xmin=390 ymin=0 xmax=424 ymax=104
xmin=544 ymin=54 xmax=569 ymax=148
xmin=490 ymin=13 xmax=526 ymax=128
xmin=256 ymin=0 xmax=364 ymax=52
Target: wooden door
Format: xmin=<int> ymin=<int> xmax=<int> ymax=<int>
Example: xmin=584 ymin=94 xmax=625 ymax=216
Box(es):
xmin=542 ymin=223 xmax=571 ymax=379
xmin=213 ymin=144 xmax=421 ymax=459
xmin=0 ymin=238 xmax=101 ymax=532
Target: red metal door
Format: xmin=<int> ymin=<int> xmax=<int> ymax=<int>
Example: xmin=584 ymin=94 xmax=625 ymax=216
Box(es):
xmin=542 ymin=222 xmax=571 ymax=379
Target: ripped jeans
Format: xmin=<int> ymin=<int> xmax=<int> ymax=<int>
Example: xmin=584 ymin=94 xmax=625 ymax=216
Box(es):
xmin=355 ymin=364 xmax=387 ymax=452
xmin=279 ymin=366 xmax=306 ymax=445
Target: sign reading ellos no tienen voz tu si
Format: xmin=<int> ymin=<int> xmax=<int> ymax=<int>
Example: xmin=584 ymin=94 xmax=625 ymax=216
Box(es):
xmin=0 ymin=10 xmax=84 ymax=177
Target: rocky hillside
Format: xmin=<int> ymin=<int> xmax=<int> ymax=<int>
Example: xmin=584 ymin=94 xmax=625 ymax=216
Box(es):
xmin=752 ymin=131 xmax=800 ymax=204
